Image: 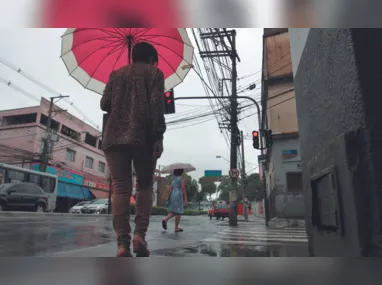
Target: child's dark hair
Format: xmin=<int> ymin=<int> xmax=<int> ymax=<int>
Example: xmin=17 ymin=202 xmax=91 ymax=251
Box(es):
xmin=173 ymin=169 xmax=184 ymax=177
xmin=132 ymin=42 xmax=158 ymax=64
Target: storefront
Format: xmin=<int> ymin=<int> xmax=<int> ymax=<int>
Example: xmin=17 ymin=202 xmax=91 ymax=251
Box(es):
xmin=30 ymin=163 xmax=110 ymax=212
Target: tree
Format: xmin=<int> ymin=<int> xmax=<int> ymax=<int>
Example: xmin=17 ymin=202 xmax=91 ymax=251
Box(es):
xmin=198 ymin=177 xmax=217 ymax=198
xmin=218 ymin=176 xmax=231 ymax=202
xmin=195 ymin=190 xmax=207 ymax=208
xmin=243 ymin=173 xmax=264 ymax=202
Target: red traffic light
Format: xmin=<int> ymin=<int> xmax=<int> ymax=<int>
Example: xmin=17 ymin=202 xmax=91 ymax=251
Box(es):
xmin=165 ymin=92 xmax=171 ymax=98
xmin=252 ymin=131 xmax=259 ymax=137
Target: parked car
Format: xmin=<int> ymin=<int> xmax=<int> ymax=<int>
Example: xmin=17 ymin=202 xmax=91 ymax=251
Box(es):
xmin=70 ymin=201 xmax=91 ymax=214
xmin=0 ymin=183 xmax=49 ymax=212
xmin=208 ymin=200 xmax=230 ymax=220
xmin=80 ymin=199 xmax=109 ymax=214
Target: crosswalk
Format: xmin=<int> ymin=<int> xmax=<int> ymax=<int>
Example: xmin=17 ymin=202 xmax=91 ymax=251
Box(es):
xmin=202 ymin=225 xmax=308 ymax=245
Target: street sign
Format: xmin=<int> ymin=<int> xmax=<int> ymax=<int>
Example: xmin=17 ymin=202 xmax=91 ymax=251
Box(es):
xmin=229 ymin=191 xmax=237 ymax=202
xmin=205 ymin=170 xmax=222 ymax=177
xmin=229 ymin=168 xmax=240 ymax=178
xmin=282 ymin=149 xmax=298 ymax=159
xmin=258 ymin=155 xmax=266 ymax=164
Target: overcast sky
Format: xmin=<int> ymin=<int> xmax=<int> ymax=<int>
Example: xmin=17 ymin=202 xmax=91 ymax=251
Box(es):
xmin=0 ymin=28 xmax=263 ymax=180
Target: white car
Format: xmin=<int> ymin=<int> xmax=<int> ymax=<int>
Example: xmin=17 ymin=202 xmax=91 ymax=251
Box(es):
xmin=69 ymin=201 xmax=91 ymax=214
xmin=81 ymin=199 xmax=109 ymax=214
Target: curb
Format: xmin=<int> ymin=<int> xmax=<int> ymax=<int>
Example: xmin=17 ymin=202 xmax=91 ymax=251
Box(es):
xmin=0 ymin=212 xmax=212 ymax=218
xmin=0 ymin=211 xmax=112 ymax=218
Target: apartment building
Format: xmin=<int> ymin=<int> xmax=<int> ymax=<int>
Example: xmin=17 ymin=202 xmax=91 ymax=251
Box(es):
xmin=261 ymin=29 xmax=304 ymax=221
xmin=0 ymin=97 xmax=109 ymax=211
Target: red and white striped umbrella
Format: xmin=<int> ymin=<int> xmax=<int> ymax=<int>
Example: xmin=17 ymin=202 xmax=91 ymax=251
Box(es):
xmin=61 ymin=28 xmax=194 ymax=94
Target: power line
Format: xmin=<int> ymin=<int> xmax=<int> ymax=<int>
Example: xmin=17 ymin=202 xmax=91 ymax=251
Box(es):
xmin=0 ymin=57 xmax=100 ymax=130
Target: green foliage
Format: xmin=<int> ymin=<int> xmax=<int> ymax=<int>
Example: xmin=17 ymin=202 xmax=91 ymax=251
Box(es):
xmin=183 ymin=210 xmax=208 ymax=216
xmin=245 ymin=173 xmax=265 ymax=202
xmin=217 ymin=173 xmax=265 ymax=202
xmin=218 ymin=176 xmax=231 ymax=202
xmin=198 ymin=176 xmax=217 ymax=197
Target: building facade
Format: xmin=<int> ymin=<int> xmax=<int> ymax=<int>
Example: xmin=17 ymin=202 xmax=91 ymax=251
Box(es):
xmin=288 ymin=28 xmax=382 ymax=256
xmin=0 ymin=98 xmax=110 ymax=211
xmin=261 ymin=29 xmax=304 ymax=221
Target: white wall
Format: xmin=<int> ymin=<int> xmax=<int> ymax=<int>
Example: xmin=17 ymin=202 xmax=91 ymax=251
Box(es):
xmin=288 ymin=29 xmax=311 ymax=76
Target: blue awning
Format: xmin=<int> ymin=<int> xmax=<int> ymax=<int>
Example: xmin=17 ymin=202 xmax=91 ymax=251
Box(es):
xmin=58 ymin=182 xmax=94 ymax=200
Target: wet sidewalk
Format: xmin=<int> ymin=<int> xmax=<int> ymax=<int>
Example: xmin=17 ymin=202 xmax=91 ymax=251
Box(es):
xmin=0 ymin=212 xmax=308 ymax=257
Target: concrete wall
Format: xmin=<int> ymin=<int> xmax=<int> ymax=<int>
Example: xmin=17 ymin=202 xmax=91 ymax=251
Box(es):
xmin=268 ymin=137 xmax=304 ymax=219
xmin=290 ymin=29 xmax=382 ymax=256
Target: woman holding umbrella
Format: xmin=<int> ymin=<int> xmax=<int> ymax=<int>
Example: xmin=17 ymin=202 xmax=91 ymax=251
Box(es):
xmin=60 ymin=28 xmax=194 ymax=257
xmin=161 ymin=163 xmax=195 ymax=232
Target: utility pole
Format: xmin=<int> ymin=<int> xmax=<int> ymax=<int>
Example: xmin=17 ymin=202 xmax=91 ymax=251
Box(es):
xmin=175 ymin=95 xmax=269 ymax=227
xmin=240 ymin=130 xmax=248 ymax=220
xmin=40 ymin=96 xmax=68 ymax=172
xmin=199 ymin=28 xmax=240 ymax=226
xmin=228 ymin=30 xmax=239 ymax=226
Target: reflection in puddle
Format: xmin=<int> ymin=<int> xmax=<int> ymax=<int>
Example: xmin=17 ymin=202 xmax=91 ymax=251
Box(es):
xmin=152 ymin=242 xmax=308 ymax=257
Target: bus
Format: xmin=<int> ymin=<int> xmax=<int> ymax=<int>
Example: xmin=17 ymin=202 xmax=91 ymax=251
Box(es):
xmin=0 ymin=163 xmax=58 ymax=212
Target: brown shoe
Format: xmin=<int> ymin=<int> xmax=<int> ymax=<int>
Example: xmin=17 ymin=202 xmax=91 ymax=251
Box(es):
xmin=116 ymin=248 xmax=133 ymax=257
xmin=133 ymin=235 xmax=150 ymax=257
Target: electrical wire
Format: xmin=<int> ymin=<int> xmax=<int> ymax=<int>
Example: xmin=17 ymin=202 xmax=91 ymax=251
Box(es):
xmin=0 ymin=57 xmax=100 ymax=130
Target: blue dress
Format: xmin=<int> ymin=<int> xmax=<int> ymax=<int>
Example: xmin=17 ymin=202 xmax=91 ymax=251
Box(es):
xmin=168 ymin=176 xmax=184 ymax=214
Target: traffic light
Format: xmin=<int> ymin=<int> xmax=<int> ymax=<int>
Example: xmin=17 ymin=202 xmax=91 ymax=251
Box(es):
xmin=252 ymin=130 xmax=260 ymax=149
xmin=264 ymin=130 xmax=273 ymax=148
xmin=164 ymin=89 xmax=175 ymax=114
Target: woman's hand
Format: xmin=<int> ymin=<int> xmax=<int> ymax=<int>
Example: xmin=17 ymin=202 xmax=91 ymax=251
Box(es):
xmin=154 ymin=139 xmax=163 ymax=158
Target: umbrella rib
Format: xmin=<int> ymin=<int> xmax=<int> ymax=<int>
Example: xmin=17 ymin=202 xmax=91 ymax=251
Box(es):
xmin=138 ymin=34 xmax=194 ymax=48
xmin=111 ymin=43 xmax=129 ymax=72
xmin=157 ymin=52 xmax=182 ymax=83
xmin=73 ymin=28 xmax=124 ymax=39
xmin=142 ymin=38 xmax=193 ymax=65
xmin=67 ymin=41 xmax=124 ymax=77
xmin=133 ymin=28 xmax=153 ymax=37
xmin=84 ymin=43 xmax=127 ymax=87
xmin=62 ymin=36 xmax=125 ymax=58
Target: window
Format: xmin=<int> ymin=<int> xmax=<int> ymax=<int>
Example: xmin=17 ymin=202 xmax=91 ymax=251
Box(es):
xmin=20 ymin=184 xmax=41 ymax=195
xmin=286 ymin=172 xmax=303 ymax=193
xmin=0 ymin=167 xmax=5 ymax=184
xmin=8 ymin=170 xmax=25 ymax=183
xmin=66 ymin=149 xmax=76 ymax=162
xmin=41 ymin=177 xmax=55 ymax=193
xmin=85 ymin=156 xmax=94 ymax=169
xmin=28 ymin=174 xmax=41 ymax=185
xmin=98 ymin=162 xmax=106 ymax=173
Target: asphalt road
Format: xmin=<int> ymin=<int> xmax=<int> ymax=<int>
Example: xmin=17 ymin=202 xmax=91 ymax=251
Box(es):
xmin=0 ymin=212 xmax=309 ymax=257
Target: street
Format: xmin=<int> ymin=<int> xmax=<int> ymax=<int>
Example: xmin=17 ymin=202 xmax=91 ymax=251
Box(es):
xmin=0 ymin=212 xmax=308 ymax=257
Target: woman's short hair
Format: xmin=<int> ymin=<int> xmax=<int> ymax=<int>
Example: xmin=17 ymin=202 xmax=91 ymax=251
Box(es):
xmin=173 ymin=169 xmax=184 ymax=177
xmin=132 ymin=42 xmax=158 ymax=64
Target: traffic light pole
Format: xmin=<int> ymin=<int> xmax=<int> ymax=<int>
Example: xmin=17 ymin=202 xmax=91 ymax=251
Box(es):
xmin=174 ymin=95 xmax=270 ymax=226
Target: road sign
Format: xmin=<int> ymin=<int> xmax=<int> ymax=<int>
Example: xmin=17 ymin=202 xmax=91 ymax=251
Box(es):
xmin=258 ymin=155 xmax=266 ymax=164
xmin=229 ymin=168 xmax=240 ymax=178
xmin=229 ymin=191 xmax=237 ymax=202
xmin=205 ymin=170 xmax=222 ymax=177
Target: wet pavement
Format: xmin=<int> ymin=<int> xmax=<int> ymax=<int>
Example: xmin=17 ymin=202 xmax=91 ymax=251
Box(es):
xmin=0 ymin=212 xmax=309 ymax=257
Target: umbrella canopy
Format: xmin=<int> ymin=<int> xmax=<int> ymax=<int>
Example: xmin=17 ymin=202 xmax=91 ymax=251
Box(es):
xmin=61 ymin=28 xmax=194 ymax=95
xmin=160 ymin=163 xmax=196 ymax=174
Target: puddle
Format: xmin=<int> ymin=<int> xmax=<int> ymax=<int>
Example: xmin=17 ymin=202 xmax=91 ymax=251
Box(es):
xmin=151 ymin=242 xmax=308 ymax=257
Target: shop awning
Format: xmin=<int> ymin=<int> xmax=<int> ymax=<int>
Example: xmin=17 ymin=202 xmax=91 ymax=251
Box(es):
xmin=90 ymin=189 xmax=109 ymax=199
xmin=58 ymin=182 xmax=94 ymax=200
